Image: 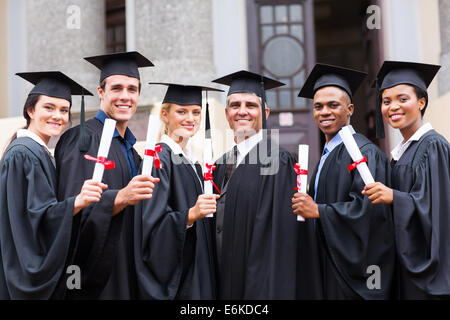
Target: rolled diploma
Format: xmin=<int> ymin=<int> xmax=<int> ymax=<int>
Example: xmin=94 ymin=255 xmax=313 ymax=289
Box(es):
xmin=142 ymin=114 xmax=160 ymax=175
xmin=297 ymin=144 xmax=309 ymax=222
xmin=338 ymin=126 xmax=375 ymax=185
xmin=93 ymin=118 xmax=116 ymax=182
xmin=204 ymin=138 xmax=213 ymax=217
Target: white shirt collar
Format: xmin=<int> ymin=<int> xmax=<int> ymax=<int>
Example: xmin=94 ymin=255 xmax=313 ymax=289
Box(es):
xmin=232 ymin=130 xmax=263 ymax=166
xmin=391 ymin=122 xmax=433 ymax=161
xmin=160 ymin=134 xmax=198 ymax=164
xmin=16 ymin=129 xmax=53 ymax=156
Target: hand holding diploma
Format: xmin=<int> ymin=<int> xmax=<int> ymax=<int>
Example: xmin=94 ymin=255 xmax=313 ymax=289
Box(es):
xmin=362 ymin=182 xmax=394 ymax=204
xmin=294 ymin=145 xmax=309 ymax=221
xmin=338 ymin=125 xmax=375 ymax=185
xmin=292 ymin=144 xmax=320 ymax=220
xmin=203 ymin=138 xmax=221 ymax=217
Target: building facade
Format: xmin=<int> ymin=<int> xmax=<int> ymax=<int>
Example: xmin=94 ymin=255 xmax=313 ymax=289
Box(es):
xmin=1 ymin=0 xmax=449 ymax=165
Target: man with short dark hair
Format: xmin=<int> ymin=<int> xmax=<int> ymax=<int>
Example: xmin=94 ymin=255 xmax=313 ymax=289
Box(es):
xmin=293 ymin=64 xmax=396 ymax=299
xmin=55 ymin=51 xmax=159 ymax=299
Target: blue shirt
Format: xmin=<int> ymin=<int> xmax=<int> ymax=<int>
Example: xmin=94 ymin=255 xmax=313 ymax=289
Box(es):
xmin=95 ymin=110 xmax=138 ymax=178
xmin=314 ymin=125 xmax=356 ymax=201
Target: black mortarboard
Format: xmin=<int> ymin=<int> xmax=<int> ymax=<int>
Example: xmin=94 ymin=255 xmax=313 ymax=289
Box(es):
xmin=15 ymin=71 xmax=93 ymax=103
xmin=212 ymin=70 xmax=285 ymax=130
xmin=84 ymin=51 xmax=154 ymax=83
xmin=298 ymin=64 xmax=367 ymax=100
xmin=149 ymin=82 xmax=223 ymax=106
xmin=149 ymin=82 xmax=224 ymax=138
xmin=373 ymin=61 xmax=440 ymax=138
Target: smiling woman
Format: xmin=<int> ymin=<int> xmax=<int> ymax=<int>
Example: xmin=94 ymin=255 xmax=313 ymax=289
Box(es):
xmin=363 ymin=61 xmax=450 ymax=299
xmin=133 ymin=82 xmax=222 ymax=299
xmin=0 ymin=71 xmax=107 ymax=299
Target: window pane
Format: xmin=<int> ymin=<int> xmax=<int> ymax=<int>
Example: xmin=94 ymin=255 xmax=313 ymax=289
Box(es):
xmin=107 ymin=27 xmax=114 ymax=43
xmin=260 ymin=6 xmax=272 ymax=24
xmin=293 ymin=70 xmax=305 ymax=88
xmin=291 ymin=24 xmax=304 ymax=42
xmin=115 ymin=25 xmax=125 ymax=42
xmin=275 ymin=5 xmax=288 ymax=23
xmin=295 ymin=97 xmax=308 ymax=108
xmin=261 ymin=26 xmax=274 ymax=43
xmin=279 ymin=89 xmax=291 ymax=108
xmin=276 ymin=25 xmax=289 ymax=35
xmin=265 ymin=90 xmax=277 ymax=108
xmin=290 ymin=4 xmax=303 ymax=22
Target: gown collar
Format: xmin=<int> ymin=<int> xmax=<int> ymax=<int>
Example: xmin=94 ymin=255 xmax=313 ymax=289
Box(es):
xmin=17 ymin=129 xmax=53 ymax=156
xmin=391 ymin=122 xmax=433 ymax=161
xmin=160 ymin=134 xmax=198 ymax=164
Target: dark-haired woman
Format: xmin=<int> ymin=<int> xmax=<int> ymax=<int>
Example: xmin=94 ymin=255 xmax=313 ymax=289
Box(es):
xmin=0 ymin=72 xmax=106 ymax=299
xmin=363 ymin=62 xmax=450 ymax=299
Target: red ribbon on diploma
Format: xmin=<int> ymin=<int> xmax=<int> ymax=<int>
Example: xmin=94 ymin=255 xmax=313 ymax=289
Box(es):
xmin=204 ymin=163 xmax=221 ymax=194
xmin=347 ymin=156 xmax=367 ymax=172
xmin=84 ymin=155 xmax=115 ymax=169
xmin=144 ymin=145 xmax=162 ymax=169
xmin=294 ymin=163 xmax=308 ymax=191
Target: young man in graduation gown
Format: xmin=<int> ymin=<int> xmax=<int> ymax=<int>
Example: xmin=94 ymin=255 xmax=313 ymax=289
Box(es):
xmin=54 ymin=51 xmax=159 ymax=299
xmin=210 ymin=71 xmax=302 ymax=299
xmin=292 ymin=64 xmax=396 ymax=299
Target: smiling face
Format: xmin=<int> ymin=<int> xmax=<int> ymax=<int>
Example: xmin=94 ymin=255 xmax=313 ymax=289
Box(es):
xmin=27 ymin=95 xmax=70 ymax=144
xmin=381 ymin=84 xmax=425 ymax=140
xmin=225 ymin=92 xmax=269 ymax=140
xmin=313 ymin=86 xmax=353 ymax=143
xmin=161 ymin=103 xmax=202 ymax=141
xmin=98 ymin=74 xmax=140 ymax=125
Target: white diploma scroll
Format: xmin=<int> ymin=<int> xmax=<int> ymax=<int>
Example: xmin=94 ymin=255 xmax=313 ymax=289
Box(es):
xmin=92 ymin=118 xmax=116 ymax=182
xmin=296 ymin=144 xmax=309 ymax=222
xmin=338 ymin=126 xmax=375 ymax=185
xmin=142 ymin=114 xmax=161 ymax=175
xmin=204 ymin=138 xmax=214 ymax=218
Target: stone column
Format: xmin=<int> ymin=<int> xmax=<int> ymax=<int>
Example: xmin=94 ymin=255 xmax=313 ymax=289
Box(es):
xmin=439 ymin=0 xmax=450 ymax=96
xmin=26 ymin=0 xmax=105 ymax=111
xmin=134 ymin=0 xmax=217 ymax=106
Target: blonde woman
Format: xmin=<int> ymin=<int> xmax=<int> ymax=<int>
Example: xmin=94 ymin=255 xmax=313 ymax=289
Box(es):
xmin=134 ymin=83 xmax=221 ymax=299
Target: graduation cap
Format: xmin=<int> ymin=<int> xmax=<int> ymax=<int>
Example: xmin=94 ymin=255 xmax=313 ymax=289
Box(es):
xmin=373 ymin=61 xmax=440 ymax=138
xmin=149 ymin=82 xmax=224 ymax=138
xmin=84 ymin=51 xmax=154 ymax=83
xmin=212 ymin=70 xmax=285 ymax=130
xmin=298 ymin=63 xmax=367 ymax=101
xmin=15 ymin=71 xmax=93 ymax=103
xmin=79 ymin=51 xmax=153 ymax=152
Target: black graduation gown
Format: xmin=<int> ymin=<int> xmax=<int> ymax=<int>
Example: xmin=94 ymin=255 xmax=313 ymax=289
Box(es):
xmin=391 ymin=130 xmax=450 ymax=299
xmin=0 ymin=137 xmax=74 ymax=299
xmin=308 ymin=133 xmax=396 ymax=299
xmin=134 ymin=142 xmax=216 ymax=299
xmin=54 ymin=118 xmax=141 ymax=299
xmin=212 ymin=138 xmax=301 ymax=299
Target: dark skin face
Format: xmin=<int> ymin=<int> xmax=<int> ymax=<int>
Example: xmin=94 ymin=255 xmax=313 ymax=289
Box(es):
xmin=291 ymin=86 xmax=353 ymax=220
xmin=313 ymin=86 xmax=354 ymax=144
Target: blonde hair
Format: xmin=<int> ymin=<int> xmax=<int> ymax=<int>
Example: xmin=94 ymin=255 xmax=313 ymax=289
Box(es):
xmin=157 ymin=102 xmax=172 ymax=142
